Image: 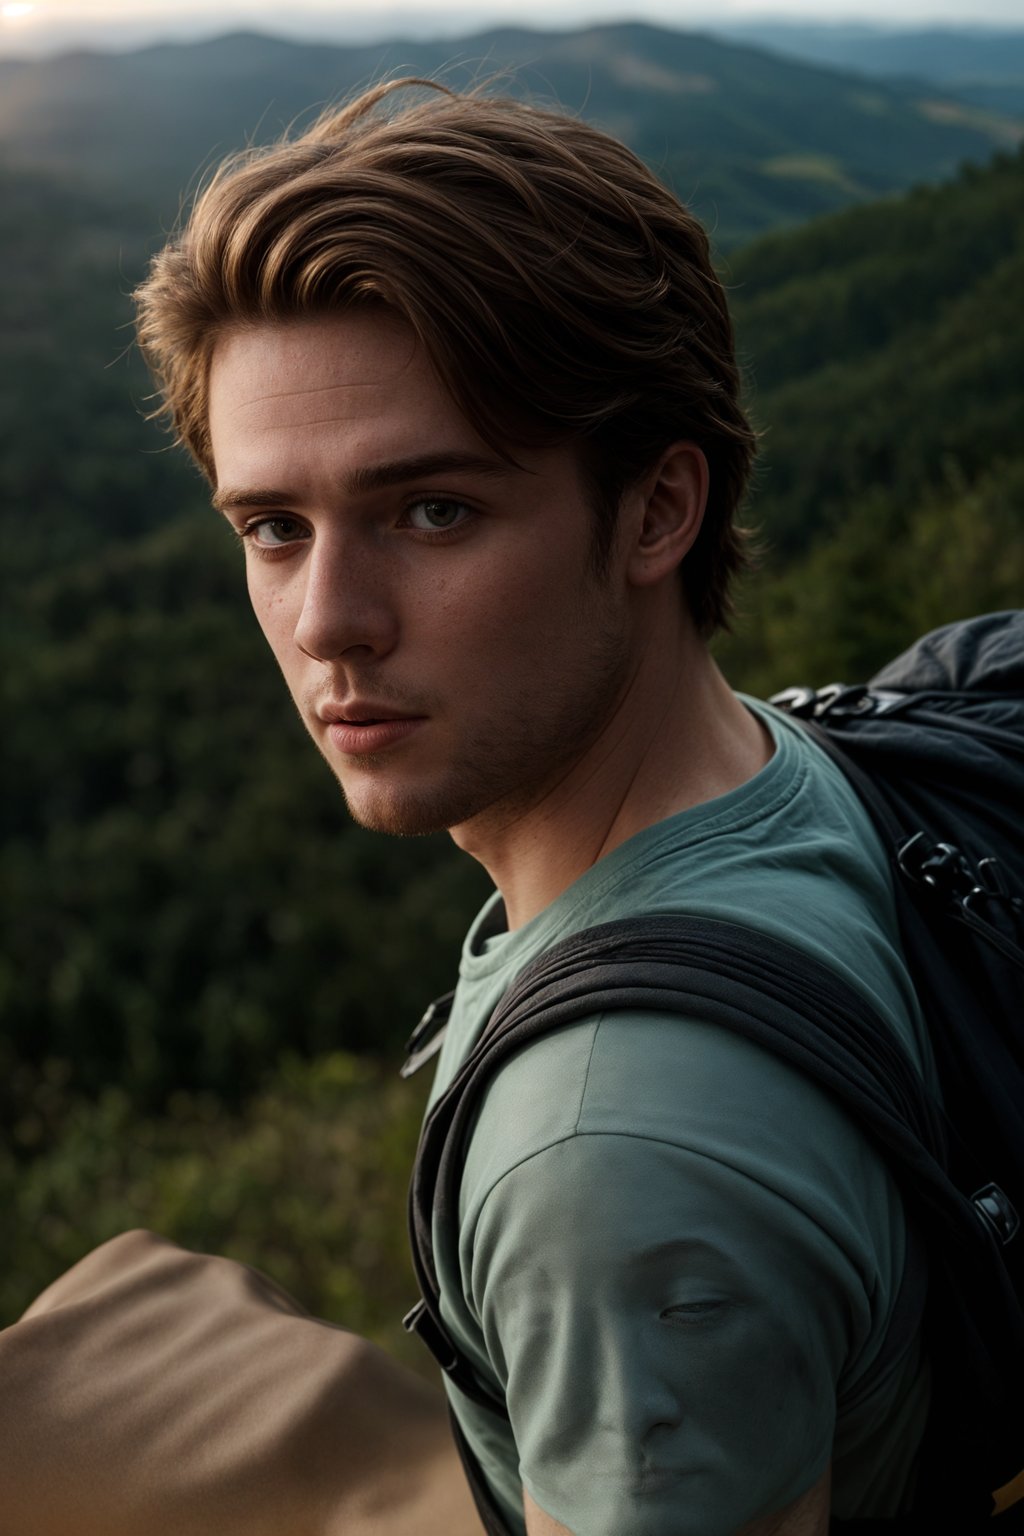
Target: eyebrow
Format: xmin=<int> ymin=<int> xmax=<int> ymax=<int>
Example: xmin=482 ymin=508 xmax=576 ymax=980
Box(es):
xmin=211 ymin=450 xmax=518 ymax=514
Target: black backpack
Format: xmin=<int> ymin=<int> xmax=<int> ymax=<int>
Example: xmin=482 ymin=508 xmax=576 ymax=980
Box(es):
xmin=403 ymin=611 xmax=1024 ymax=1533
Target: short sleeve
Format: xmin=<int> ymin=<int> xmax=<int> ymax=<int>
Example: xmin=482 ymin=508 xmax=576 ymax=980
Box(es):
xmin=454 ymin=1007 xmax=913 ymax=1536
xmin=470 ymin=1132 xmax=864 ymax=1534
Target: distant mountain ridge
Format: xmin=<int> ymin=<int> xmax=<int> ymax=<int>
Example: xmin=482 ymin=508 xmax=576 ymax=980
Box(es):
xmin=714 ymin=23 xmax=1024 ymax=116
xmin=0 ymin=21 xmax=1019 ymax=247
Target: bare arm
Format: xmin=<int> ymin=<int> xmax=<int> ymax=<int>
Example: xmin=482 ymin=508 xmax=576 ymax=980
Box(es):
xmin=735 ymin=1465 xmax=832 ymax=1536
xmin=524 ymin=1464 xmax=832 ymax=1536
xmin=524 ymin=1489 xmax=575 ymax=1535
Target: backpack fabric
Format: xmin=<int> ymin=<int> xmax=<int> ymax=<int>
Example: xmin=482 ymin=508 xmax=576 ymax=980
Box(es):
xmin=403 ymin=611 xmax=1024 ymax=1533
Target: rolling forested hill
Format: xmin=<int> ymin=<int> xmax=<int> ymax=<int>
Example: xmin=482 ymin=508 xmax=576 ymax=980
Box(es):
xmin=2 ymin=34 xmax=1021 ymax=1336
xmin=0 ymin=22 xmax=1020 ymax=246
xmin=721 ymin=147 xmax=1024 ymax=690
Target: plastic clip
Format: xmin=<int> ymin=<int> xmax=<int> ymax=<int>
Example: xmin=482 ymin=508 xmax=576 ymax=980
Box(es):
xmin=972 ymin=1184 xmax=1020 ymax=1247
xmin=400 ymin=990 xmax=455 ymax=1079
xmin=403 ymin=1298 xmax=460 ymax=1373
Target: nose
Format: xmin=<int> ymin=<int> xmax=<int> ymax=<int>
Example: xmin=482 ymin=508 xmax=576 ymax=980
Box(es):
xmin=292 ymin=529 xmax=399 ymax=663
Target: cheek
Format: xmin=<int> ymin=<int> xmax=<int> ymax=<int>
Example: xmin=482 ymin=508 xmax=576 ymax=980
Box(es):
xmin=247 ymin=572 xmax=297 ymax=657
xmin=440 ymin=545 xmax=584 ymax=650
xmin=439 ymin=584 xmax=550 ymax=673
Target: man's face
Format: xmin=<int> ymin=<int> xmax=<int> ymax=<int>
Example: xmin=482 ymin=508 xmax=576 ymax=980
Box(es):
xmin=207 ymin=309 xmax=637 ymax=840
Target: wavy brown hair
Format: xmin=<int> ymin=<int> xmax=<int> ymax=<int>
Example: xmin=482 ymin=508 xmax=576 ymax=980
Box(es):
xmin=134 ymin=79 xmax=756 ymax=635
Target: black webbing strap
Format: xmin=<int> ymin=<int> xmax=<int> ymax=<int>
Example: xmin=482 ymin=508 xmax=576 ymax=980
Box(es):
xmin=448 ymin=1406 xmax=515 ymax=1536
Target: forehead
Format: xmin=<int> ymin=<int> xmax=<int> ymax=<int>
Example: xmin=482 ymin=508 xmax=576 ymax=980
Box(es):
xmin=205 ymin=309 xmax=596 ymax=518
xmin=207 ymin=309 xmax=473 ymax=463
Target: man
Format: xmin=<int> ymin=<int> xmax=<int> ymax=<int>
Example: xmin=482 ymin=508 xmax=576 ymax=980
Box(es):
xmin=133 ymin=79 xmax=933 ymax=1534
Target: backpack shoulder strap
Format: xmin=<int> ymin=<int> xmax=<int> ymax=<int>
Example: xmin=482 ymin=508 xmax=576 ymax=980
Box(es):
xmin=409 ymin=915 xmax=989 ymax=1390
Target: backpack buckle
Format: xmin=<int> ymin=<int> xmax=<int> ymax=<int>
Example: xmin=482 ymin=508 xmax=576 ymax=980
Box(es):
xmin=899 ymin=836 xmax=1024 ymax=947
xmin=400 ymin=991 xmax=455 ymax=1078
xmin=972 ymin=1184 xmax=1020 ymax=1246
xmin=812 ymin=683 xmax=872 ymax=719
xmin=403 ymin=1299 xmax=461 ymax=1374
xmin=769 ymin=685 xmax=818 ymax=719
xmin=770 ymin=684 xmax=876 ymax=721
xmin=897 ymin=834 xmax=973 ymax=900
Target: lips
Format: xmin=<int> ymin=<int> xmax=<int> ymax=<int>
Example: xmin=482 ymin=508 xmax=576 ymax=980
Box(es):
xmin=317 ymin=700 xmax=419 ymax=725
xmin=317 ymin=702 xmax=427 ymax=757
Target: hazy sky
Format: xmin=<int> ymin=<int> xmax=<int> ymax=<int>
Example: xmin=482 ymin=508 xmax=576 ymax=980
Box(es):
xmin=2 ymin=0 xmax=1022 ymax=57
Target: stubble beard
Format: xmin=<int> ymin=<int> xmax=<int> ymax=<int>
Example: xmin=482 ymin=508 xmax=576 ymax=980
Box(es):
xmin=315 ymin=607 xmax=633 ymax=840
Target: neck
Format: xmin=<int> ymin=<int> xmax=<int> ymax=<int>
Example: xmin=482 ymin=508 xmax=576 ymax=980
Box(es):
xmin=450 ymin=609 xmax=773 ymax=932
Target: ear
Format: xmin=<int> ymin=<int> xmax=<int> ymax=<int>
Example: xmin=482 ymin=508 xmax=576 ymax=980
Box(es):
xmin=624 ymin=442 xmax=708 ymax=589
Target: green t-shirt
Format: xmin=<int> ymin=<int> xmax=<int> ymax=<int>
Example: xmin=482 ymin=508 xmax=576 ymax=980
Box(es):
xmin=428 ymin=700 xmax=935 ymax=1536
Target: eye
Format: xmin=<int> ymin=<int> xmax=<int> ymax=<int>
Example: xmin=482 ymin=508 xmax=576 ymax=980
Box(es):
xmin=402 ymin=498 xmax=473 ymax=533
xmin=660 ymin=1300 xmax=728 ymax=1323
xmin=243 ymin=516 xmax=310 ymax=548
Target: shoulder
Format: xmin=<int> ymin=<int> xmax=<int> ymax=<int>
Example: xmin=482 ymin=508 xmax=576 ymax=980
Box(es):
xmin=460 ymin=1007 xmax=907 ymax=1306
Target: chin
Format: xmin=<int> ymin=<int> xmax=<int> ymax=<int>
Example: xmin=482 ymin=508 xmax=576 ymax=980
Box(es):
xmin=338 ymin=774 xmax=487 ymax=839
xmin=329 ymin=738 xmax=555 ymax=840
xmin=345 ymin=799 xmax=453 ymax=838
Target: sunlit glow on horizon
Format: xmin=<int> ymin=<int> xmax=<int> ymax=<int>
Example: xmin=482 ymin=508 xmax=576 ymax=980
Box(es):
xmin=0 ymin=0 xmax=1021 ymax=56
xmin=2 ymin=0 xmax=1023 ymax=17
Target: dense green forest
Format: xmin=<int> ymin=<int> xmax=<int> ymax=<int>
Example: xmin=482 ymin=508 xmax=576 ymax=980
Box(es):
xmin=2 ymin=38 xmax=1022 ymax=1354
xmin=721 ymin=147 xmax=1024 ymax=690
